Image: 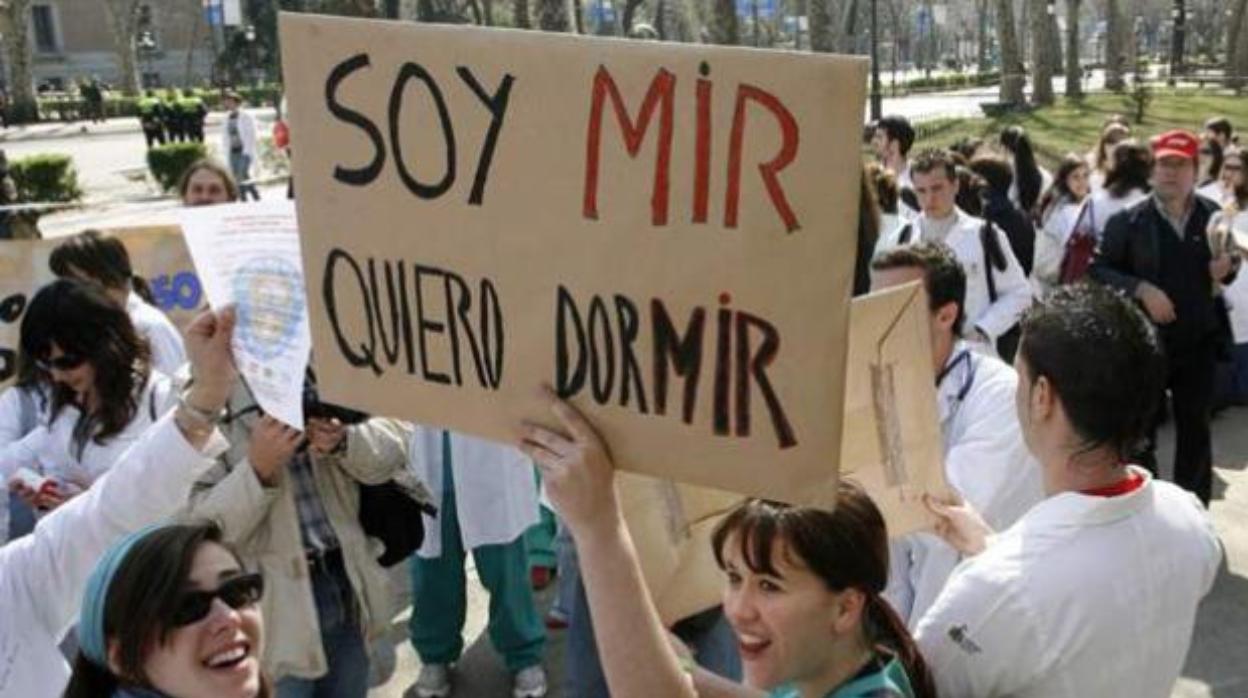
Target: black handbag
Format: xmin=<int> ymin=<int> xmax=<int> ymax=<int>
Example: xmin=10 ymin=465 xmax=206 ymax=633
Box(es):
xmin=358 ymin=481 xmax=432 ymax=568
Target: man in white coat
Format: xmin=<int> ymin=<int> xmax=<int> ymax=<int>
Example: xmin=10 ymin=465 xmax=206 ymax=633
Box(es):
xmin=0 ymin=307 xmax=236 ymax=698
xmin=407 ymin=428 xmax=548 ymax=698
xmin=917 ymin=284 xmax=1221 ymax=697
xmin=871 ymin=242 xmax=1043 ymax=627
xmin=222 ymin=92 xmax=260 ymax=201
xmin=877 ymin=149 xmax=1032 ymax=360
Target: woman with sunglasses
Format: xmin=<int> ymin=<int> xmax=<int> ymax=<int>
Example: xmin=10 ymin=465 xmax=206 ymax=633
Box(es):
xmin=518 ymin=395 xmax=935 ymax=698
xmin=63 ymin=521 xmax=270 ymax=698
xmin=0 ymin=306 xmax=236 ymax=697
xmin=3 ymin=279 xmax=178 ymax=513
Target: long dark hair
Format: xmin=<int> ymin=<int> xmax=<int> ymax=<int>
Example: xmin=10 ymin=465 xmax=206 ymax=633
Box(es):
xmin=1104 ymin=141 xmax=1152 ymax=199
xmin=1201 ymin=139 xmax=1224 ymax=187
xmin=1093 ymin=117 xmax=1131 ymax=173
xmin=1226 ymin=149 xmax=1248 ymax=207
xmin=49 ymin=229 xmax=156 ymax=305
xmin=856 ymin=166 xmax=882 ymax=297
xmin=1036 ymin=154 xmax=1089 ymax=221
xmin=63 ymin=523 xmax=273 ymax=698
xmin=19 ymin=279 xmax=152 ymax=458
xmin=711 ymin=482 xmax=936 ymax=698
xmin=1000 ymin=126 xmax=1042 ymax=212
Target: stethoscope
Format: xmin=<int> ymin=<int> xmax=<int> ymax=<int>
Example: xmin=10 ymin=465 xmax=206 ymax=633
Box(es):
xmin=935 ymin=348 xmax=977 ymax=403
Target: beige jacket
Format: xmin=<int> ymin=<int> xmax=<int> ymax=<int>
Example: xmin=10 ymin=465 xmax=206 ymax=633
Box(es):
xmin=183 ymin=388 xmax=411 ymax=681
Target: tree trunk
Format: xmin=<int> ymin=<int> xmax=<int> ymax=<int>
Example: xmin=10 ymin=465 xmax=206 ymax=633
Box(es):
xmin=1104 ymin=0 xmax=1125 ymax=91
xmin=514 ymin=0 xmax=532 ymax=28
xmin=535 ymin=0 xmax=572 ymax=31
xmin=809 ymin=0 xmax=833 ymax=51
xmin=1 ymin=0 xmax=36 ymax=122
xmin=977 ymin=0 xmax=990 ymax=72
xmin=1228 ymin=0 xmax=1248 ymax=88
xmin=709 ymin=0 xmax=739 ymax=44
xmin=621 ymin=0 xmax=644 ymax=35
xmin=1064 ymin=0 xmax=1081 ymax=96
xmin=1029 ymin=0 xmax=1054 ymax=104
xmin=104 ymin=0 xmax=142 ymax=95
xmin=184 ymin=0 xmax=202 ymax=85
xmin=996 ymin=0 xmax=1024 ymax=103
xmin=656 ymin=0 xmax=698 ymax=42
xmin=483 ymin=0 xmax=495 ymax=25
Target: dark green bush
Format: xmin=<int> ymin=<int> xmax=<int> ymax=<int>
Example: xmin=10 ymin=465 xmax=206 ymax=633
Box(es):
xmin=147 ymin=142 xmax=209 ymax=192
xmin=10 ymin=154 xmax=82 ymax=203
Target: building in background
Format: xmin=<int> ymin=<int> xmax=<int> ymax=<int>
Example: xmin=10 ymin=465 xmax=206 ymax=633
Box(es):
xmin=15 ymin=0 xmax=215 ymax=92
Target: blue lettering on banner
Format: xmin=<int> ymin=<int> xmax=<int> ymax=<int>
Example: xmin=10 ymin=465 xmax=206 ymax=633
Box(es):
xmin=151 ymin=271 xmax=204 ymax=311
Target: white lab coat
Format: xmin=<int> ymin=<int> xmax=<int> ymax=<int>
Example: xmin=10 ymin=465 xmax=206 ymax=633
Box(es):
xmin=408 ymin=427 xmax=539 ymax=558
xmin=0 ymin=385 xmax=47 ymax=544
xmin=1032 ymin=198 xmax=1085 ymax=294
xmin=220 ymin=107 xmax=259 ymax=161
xmin=127 ymin=291 xmax=187 ymax=376
xmin=1215 ymin=209 xmax=1248 ymax=342
xmin=879 ymin=208 xmax=1033 ymax=348
xmin=0 ymin=372 xmax=178 ymax=489
xmin=1087 ymin=187 xmax=1149 ymax=238
xmin=0 ymin=413 xmax=226 ymax=698
xmin=915 ymin=469 xmax=1220 ymax=698
xmin=885 ymin=344 xmax=1044 ymax=627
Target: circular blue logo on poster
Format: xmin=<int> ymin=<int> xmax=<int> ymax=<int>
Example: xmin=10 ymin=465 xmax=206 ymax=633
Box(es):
xmin=232 ymin=257 xmax=305 ymax=361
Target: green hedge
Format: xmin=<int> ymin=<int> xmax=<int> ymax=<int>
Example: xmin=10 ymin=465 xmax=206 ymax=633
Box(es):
xmin=903 ymin=71 xmax=1002 ymax=91
xmin=36 ymin=85 xmax=283 ymax=122
xmin=147 ymin=142 xmax=209 ymax=192
xmin=10 ymin=154 xmax=82 ymax=203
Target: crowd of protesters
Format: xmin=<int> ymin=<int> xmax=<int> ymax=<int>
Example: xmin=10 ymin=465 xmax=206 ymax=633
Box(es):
xmin=0 ymin=91 xmax=1241 ymax=698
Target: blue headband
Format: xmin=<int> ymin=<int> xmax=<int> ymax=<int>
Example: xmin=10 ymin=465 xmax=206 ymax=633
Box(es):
xmin=79 ymin=524 xmax=165 ymax=667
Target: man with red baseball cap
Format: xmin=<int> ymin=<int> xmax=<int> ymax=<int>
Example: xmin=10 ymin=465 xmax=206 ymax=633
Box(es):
xmin=1091 ymin=129 xmax=1240 ymax=506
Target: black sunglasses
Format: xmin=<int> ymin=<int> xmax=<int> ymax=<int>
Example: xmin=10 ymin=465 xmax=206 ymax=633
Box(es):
xmin=36 ymin=352 xmax=87 ymax=372
xmin=172 ymin=572 xmax=265 ymax=627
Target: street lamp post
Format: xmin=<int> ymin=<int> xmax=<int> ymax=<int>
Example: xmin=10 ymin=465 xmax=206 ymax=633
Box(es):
xmin=1169 ymin=1 xmax=1185 ymax=87
xmin=869 ymin=0 xmax=881 ymax=121
xmin=244 ymin=24 xmax=257 ymax=88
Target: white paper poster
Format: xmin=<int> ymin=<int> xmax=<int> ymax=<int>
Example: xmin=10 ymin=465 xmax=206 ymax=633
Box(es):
xmin=179 ymin=201 xmax=311 ymax=429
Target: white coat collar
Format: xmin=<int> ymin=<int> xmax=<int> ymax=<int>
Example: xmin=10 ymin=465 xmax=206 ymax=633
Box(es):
xmin=1017 ymin=466 xmax=1156 ymax=530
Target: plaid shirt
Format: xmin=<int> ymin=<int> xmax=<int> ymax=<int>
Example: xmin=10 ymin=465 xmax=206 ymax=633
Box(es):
xmin=288 ymin=451 xmax=340 ymax=553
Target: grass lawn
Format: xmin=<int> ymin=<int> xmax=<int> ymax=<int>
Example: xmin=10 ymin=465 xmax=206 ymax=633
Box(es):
xmin=909 ymin=90 xmax=1248 ymax=169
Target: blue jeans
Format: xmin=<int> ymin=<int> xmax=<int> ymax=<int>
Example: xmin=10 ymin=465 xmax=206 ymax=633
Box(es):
xmin=566 ymin=567 xmax=741 ymax=696
xmin=1216 ymin=342 xmax=1248 ymax=406
xmin=7 ymin=492 xmax=35 ymax=540
xmin=230 ymin=150 xmax=261 ymax=201
xmin=276 ymin=551 xmax=370 ymax=698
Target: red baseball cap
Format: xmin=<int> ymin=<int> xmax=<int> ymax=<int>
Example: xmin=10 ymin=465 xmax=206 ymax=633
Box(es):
xmin=1151 ymin=130 xmax=1200 ymax=161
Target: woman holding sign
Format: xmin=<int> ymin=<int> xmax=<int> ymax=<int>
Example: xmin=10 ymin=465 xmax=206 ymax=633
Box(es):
xmin=518 ymin=395 xmax=934 ymax=698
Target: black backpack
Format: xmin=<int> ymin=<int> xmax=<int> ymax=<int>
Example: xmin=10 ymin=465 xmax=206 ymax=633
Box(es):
xmin=896 ymin=220 xmax=1021 ymax=362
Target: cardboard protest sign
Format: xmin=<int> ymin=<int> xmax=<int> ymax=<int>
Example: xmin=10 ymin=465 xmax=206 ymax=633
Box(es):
xmin=618 ymin=474 xmax=740 ymax=624
xmin=280 ymin=14 xmax=866 ymax=503
xmin=0 ymin=241 xmax=53 ymax=389
xmin=0 ymin=229 xmax=199 ymax=391
xmin=621 ymin=283 xmax=947 ymax=622
xmin=107 ymin=226 xmax=206 ymax=331
xmin=839 ymin=281 xmax=951 ymax=536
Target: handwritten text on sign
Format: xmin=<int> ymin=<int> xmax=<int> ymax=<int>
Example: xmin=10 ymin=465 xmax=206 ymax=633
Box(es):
xmin=281 ymin=15 xmax=866 ymax=502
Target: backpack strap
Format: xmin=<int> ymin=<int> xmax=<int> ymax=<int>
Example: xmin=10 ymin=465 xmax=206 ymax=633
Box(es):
xmin=898 ymin=223 xmax=914 ymax=245
xmin=980 ymin=221 xmax=1007 ymax=303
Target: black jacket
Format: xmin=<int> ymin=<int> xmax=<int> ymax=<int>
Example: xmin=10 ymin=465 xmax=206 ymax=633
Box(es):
xmin=1090 ymin=194 xmax=1238 ymax=348
xmin=982 ymin=192 xmax=1036 ymax=276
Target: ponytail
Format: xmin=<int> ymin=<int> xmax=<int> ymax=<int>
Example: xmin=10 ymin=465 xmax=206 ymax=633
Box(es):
xmin=130 ymin=275 xmax=157 ymax=306
xmin=865 ymin=592 xmax=937 ymax=698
